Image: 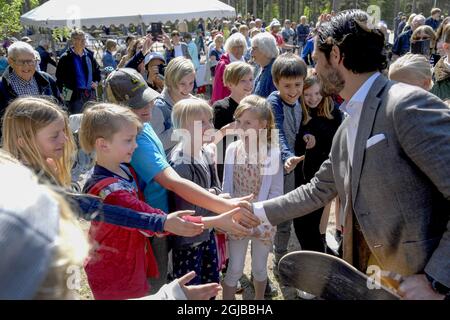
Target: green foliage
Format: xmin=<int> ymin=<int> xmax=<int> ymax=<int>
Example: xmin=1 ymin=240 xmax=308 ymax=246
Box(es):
xmin=0 ymin=0 xmax=25 ymax=38
xmin=52 ymin=27 xmax=71 ymax=42
xmin=321 ymin=2 xmax=332 ymax=14
xmin=0 ymin=0 xmax=42 ymax=39
xmin=303 ymin=5 xmax=311 ymax=19
xmin=30 ymin=0 xmax=40 ymax=9
xmin=272 ymin=2 xmax=280 ymax=20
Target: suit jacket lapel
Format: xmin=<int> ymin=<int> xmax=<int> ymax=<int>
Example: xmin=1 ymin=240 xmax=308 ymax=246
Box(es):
xmin=351 ymin=76 xmax=388 ymax=205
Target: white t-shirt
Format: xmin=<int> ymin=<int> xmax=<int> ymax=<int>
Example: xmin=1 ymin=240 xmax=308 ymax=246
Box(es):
xmin=174 ymin=44 xmax=183 ymax=58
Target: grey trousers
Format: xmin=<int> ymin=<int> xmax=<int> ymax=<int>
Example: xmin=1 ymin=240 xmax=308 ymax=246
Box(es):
xmin=148 ymin=236 xmax=169 ymax=294
xmin=273 ymin=171 xmax=295 ymax=263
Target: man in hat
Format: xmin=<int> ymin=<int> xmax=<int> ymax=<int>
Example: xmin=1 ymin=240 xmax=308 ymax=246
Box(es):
xmin=270 ymin=19 xmax=295 ymax=52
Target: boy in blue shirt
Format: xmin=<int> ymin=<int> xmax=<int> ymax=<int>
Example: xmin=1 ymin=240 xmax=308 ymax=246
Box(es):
xmin=267 ymin=53 xmax=312 ymax=267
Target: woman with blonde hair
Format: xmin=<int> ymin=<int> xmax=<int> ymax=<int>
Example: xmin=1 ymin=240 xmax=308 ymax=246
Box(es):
xmin=151 ymin=56 xmax=197 ymax=152
xmin=389 ymin=53 xmax=433 ymax=90
xmin=410 ymin=25 xmax=437 ymax=58
xmin=117 ymin=37 xmax=144 ymax=68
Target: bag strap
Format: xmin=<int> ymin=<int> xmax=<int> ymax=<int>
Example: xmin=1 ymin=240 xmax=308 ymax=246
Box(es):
xmin=87 ymin=177 xmax=120 ymax=197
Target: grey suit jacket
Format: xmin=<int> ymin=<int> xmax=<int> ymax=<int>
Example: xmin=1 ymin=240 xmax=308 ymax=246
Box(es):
xmin=262 ymin=75 xmax=450 ymax=287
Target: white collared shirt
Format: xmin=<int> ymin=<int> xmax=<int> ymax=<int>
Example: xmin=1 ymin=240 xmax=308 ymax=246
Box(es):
xmin=253 ymin=72 xmax=381 ymax=225
xmin=339 ymin=72 xmax=381 ymax=166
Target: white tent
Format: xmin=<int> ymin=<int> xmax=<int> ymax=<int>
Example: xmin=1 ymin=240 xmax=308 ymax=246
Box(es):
xmin=21 ymin=0 xmax=236 ymax=29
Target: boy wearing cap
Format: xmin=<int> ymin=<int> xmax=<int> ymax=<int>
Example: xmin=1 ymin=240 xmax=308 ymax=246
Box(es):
xmin=105 ymin=68 xmax=260 ymax=293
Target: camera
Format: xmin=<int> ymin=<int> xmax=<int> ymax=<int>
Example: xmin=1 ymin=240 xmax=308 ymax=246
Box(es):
xmin=158 ymin=64 xmax=165 ymax=77
xmin=150 ymin=23 xmax=163 ymax=42
xmin=410 ymin=39 xmax=431 ymax=56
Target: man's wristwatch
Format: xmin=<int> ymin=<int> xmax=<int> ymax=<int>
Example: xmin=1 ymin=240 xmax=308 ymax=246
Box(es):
xmin=425 ymin=273 xmax=450 ymax=299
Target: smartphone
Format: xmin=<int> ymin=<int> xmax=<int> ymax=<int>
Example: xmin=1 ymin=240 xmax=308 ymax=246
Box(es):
xmin=151 ymin=23 xmax=163 ymax=42
xmin=410 ymin=39 xmax=431 ymax=56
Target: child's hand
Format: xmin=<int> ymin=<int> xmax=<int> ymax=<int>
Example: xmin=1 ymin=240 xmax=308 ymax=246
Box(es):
xmin=161 ymin=33 xmax=172 ymax=48
xmin=218 ymin=193 xmax=231 ymax=199
xmin=142 ymin=34 xmax=154 ymax=56
xmin=178 ymin=271 xmax=222 ymax=300
xmin=284 ymin=155 xmax=305 ymax=173
xmin=164 ymin=210 xmax=204 ymax=237
xmin=303 ymin=134 xmax=316 ymax=149
xmin=228 ymin=199 xmax=260 ymax=229
xmin=205 ymin=207 xmax=253 ymax=237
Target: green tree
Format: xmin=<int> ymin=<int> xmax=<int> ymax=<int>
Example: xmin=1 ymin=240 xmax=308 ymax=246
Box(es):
xmin=0 ymin=0 xmax=40 ymax=38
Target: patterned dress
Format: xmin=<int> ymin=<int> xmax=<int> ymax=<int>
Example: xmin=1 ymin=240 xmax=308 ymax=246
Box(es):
xmin=231 ymin=143 xmax=277 ymax=245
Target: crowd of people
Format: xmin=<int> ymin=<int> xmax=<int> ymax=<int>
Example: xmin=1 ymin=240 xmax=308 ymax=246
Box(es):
xmin=0 ymin=7 xmax=449 ymax=301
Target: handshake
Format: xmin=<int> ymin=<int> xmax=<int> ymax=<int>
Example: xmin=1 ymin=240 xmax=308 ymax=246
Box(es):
xmin=163 ymin=194 xmax=260 ymax=238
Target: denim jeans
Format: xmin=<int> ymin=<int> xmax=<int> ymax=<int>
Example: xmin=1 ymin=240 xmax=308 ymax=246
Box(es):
xmin=68 ymin=88 xmax=96 ymax=114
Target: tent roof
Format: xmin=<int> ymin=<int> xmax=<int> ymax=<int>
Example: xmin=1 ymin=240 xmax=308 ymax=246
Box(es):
xmin=21 ymin=0 xmax=236 ymax=28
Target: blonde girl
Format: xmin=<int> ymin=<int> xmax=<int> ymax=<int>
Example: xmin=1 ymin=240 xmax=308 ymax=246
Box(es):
xmin=221 ymin=95 xmax=283 ymax=300
xmin=169 ymin=98 xmax=222 ymax=287
xmin=2 ymin=97 xmax=75 ymax=187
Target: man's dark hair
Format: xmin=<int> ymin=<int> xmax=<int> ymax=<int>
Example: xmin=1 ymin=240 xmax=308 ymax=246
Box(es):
xmin=316 ymin=10 xmax=388 ymax=73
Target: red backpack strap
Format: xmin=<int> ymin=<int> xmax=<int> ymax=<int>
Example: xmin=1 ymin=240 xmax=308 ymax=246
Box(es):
xmin=125 ymin=164 xmax=145 ymax=201
xmin=87 ymin=177 xmax=120 ymax=197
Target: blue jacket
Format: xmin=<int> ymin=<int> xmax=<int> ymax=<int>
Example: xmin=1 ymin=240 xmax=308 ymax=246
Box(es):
xmin=302 ymin=37 xmax=315 ymax=66
xmin=102 ymin=50 xmax=117 ymax=69
xmin=267 ymin=91 xmax=302 ymax=163
xmin=253 ymin=58 xmax=277 ymax=98
xmin=68 ymin=192 xmax=166 ymax=232
xmin=392 ymin=29 xmax=412 ymax=56
xmin=425 ymin=17 xmax=441 ymax=31
xmin=296 ymin=24 xmax=310 ymax=43
xmin=36 ymin=45 xmax=57 ymax=73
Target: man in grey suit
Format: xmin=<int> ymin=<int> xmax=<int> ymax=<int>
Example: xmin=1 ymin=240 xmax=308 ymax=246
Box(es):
xmin=243 ymin=10 xmax=450 ymax=300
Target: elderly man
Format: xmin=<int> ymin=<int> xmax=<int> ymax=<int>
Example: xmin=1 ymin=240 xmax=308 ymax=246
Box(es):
xmin=35 ymin=39 xmax=57 ymax=73
xmin=0 ymin=41 xmax=62 ymax=134
xmin=392 ymin=14 xmax=426 ymax=59
xmin=55 ymin=29 xmax=101 ymax=115
xmin=242 ymin=10 xmax=450 ymax=300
